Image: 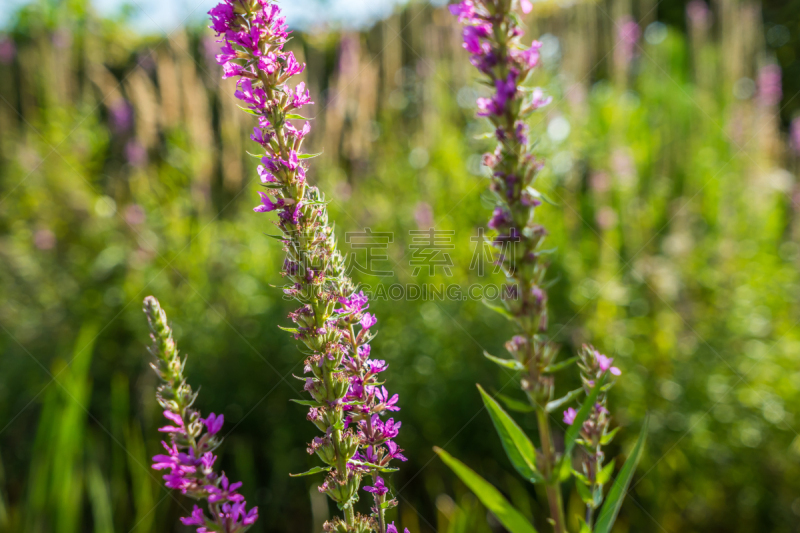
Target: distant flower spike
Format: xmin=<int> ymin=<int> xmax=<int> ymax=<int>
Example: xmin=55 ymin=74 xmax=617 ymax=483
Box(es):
xmin=143 ymin=296 xmax=258 ymax=533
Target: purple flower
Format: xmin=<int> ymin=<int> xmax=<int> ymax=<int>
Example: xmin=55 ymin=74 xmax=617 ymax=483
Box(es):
xmin=596 ymin=354 xmax=622 ymax=376
xmin=109 ymin=100 xmax=133 ymax=134
xmin=375 ymin=386 xmax=400 ymax=411
xmin=686 ymin=0 xmax=711 ymax=29
xmin=360 ymin=312 xmax=377 ymax=329
xmin=338 ymin=291 xmax=369 ymax=314
xmin=363 ymin=476 xmax=389 ymax=495
xmin=125 ymin=141 xmax=148 ymax=167
xmin=0 ymin=37 xmax=16 ymax=65
xmin=204 ymin=413 xmax=224 ymax=435
xmin=387 ymin=523 xmax=411 ymax=533
xmin=530 ymin=87 xmax=552 ymax=110
xmin=207 ymin=474 xmax=244 ymax=503
xmin=158 ymin=410 xmax=185 ymax=434
xmin=758 ymin=64 xmax=782 ymax=107
xmin=791 ymin=117 xmax=800 ymax=154
xmin=488 ymin=207 xmax=512 ymax=230
xmin=367 ymin=359 xmax=388 ymax=374
xmin=385 ymin=440 xmax=408 ymax=462
xmin=254 ymin=191 xmax=288 ymax=213
xmin=208 ymin=2 xmax=234 ymax=33
xmin=290 ymin=82 xmax=313 ymax=109
xmin=448 ymin=0 xmax=475 ymax=23
xmin=563 ymin=407 xmax=577 ymax=425
xmin=180 ymin=505 xmax=206 ymax=526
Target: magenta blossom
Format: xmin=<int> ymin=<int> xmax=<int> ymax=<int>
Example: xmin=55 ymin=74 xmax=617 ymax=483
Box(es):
xmin=363 ymin=476 xmax=389 ymax=495
xmin=597 ymin=354 xmax=622 ymax=376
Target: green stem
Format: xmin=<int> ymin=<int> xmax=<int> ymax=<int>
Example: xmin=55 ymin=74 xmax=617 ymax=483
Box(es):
xmin=345 ymin=504 xmax=356 ymax=527
xmin=536 ymin=408 xmax=566 ymax=533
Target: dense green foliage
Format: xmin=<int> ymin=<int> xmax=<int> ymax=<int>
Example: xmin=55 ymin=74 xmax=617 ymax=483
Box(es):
xmin=1 ymin=0 xmax=799 ymax=532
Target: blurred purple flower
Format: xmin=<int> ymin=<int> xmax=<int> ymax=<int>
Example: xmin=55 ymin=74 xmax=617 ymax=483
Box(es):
xmin=616 ymin=16 xmax=640 ymax=64
xmin=758 ymin=64 xmax=782 ymax=107
xmin=0 ymin=37 xmax=16 ymax=65
xmin=109 ymin=101 xmax=133 ymax=134
xmin=414 ymin=202 xmax=434 ymax=229
xmin=124 ymin=204 xmax=146 ymax=225
xmin=686 ymin=0 xmax=711 ymax=30
xmin=791 ymin=117 xmax=800 ymax=153
xmin=34 ymin=229 xmax=56 ymax=250
xmin=125 ymin=140 xmax=147 ymax=167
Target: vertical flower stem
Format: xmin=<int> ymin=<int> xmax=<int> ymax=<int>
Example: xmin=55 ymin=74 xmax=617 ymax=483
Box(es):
xmin=536 ymin=408 xmax=566 ymax=533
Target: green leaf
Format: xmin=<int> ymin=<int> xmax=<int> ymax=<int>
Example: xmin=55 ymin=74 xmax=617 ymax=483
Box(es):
xmin=481 ymin=299 xmax=517 ymax=322
xmin=543 ymin=356 xmax=578 ymax=374
xmin=289 ymin=465 xmax=331 ymax=477
xmin=597 ymin=459 xmax=616 ymax=486
xmin=600 ymin=427 xmax=621 ymax=446
xmin=496 ymin=393 xmax=535 ymax=413
xmin=286 ymin=113 xmax=310 ymax=120
xmin=277 ymin=325 xmax=299 ymax=333
xmin=298 ymin=151 xmax=323 ymax=159
xmin=575 ymin=478 xmax=593 ymax=505
xmin=434 ymin=447 xmax=538 ymax=533
xmin=563 ymin=374 xmax=607 ymax=460
xmin=545 ymin=388 xmax=583 ymax=413
xmin=483 ymin=351 xmax=524 ymax=371
xmin=237 ymin=105 xmax=260 ymax=116
xmin=477 ymin=385 xmax=543 ymax=484
xmin=593 ymin=417 xmax=649 ymax=533
xmin=348 ymin=460 xmax=399 ymax=473
xmin=289 ymin=399 xmax=322 ymax=407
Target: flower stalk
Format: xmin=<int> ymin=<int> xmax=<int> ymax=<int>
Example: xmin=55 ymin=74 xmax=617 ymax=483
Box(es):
xmin=144 ymin=296 xmax=258 ymax=532
xmin=207 ymin=1 xmax=407 ymax=531
xmin=449 ymin=0 xmax=565 ymax=529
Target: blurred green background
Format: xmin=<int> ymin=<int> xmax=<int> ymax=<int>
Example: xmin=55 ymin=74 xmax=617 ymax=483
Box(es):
xmin=2 ymin=0 xmax=800 ymax=531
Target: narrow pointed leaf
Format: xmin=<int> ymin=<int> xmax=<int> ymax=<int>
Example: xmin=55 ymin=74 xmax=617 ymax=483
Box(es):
xmin=434 ymin=447 xmax=538 ymax=533
xmin=298 ymin=151 xmax=323 ymax=159
xmin=484 ymin=351 xmax=524 ymax=371
xmin=289 ymin=466 xmax=331 ymax=477
xmin=289 ymin=399 xmax=323 ymax=407
xmin=564 ymin=374 xmax=607 ymax=459
xmin=477 ymin=385 xmax=543 ymax=483
xmin=593 ymin=417 xmax=649 ymax=533
xmin=481 ymin=299 xmax=516 ymax=321
xmin=545 ymin=387 xmax=583 ymax=413
xmin=497 ymin=393 xmax=536 ymax=413
xmin=544 ymin=356 xmax=578 ymax=374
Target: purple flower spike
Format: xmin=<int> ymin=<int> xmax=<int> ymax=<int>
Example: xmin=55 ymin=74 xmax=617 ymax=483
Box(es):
xmin=144 ymin=296 xmax=257 ymax=532
xmin=207 ymin=0 xmax=403 ymax=527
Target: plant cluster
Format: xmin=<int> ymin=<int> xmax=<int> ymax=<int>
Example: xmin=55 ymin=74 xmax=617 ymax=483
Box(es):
xmin=142 ymin=1 xmax=646 ymax=532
